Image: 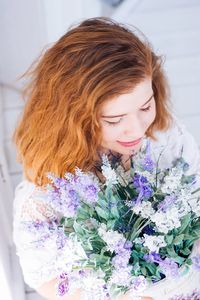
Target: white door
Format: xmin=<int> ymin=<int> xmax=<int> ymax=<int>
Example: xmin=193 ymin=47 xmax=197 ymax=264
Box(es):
xmin=0 ymin=100 xmax=25 ymax=300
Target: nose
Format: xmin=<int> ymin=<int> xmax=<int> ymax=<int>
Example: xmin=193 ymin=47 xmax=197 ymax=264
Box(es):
xmin=123 ymin=117 xmax=144 ymax=138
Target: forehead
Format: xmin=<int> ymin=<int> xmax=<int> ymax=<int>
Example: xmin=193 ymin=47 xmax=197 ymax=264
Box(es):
xmin=100 ymin=78 xmax=153 ymax=115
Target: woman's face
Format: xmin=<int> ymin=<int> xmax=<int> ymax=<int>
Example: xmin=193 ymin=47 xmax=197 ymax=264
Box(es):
xmin=99 ymin=78 xmax=156 ymax=156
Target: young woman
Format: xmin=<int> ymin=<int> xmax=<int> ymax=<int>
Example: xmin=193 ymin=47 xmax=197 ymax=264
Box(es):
xmin=12 ymin=18 xmax=200 ymax=300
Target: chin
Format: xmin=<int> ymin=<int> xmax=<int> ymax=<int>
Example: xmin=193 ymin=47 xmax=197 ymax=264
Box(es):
xmin=112 ymin=145 xmax=141 ymax=156
xmin=101 ymin=142 xmax=142 ymax=157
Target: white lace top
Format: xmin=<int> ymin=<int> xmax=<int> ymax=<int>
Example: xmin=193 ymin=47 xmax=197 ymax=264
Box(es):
xmin=13 ymin=118 xmax=200 ymax=299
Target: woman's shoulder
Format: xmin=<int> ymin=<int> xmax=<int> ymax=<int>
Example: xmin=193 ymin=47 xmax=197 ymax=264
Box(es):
xmin=12 ymin=179 xmax=70 ymax=289
xmin=149 ymin=117 xmax=200 ymax=174
xmin=152 ymin=117 xmax=191 ymax=148
xmin=13 ymin=178 xmax=58 ymax=225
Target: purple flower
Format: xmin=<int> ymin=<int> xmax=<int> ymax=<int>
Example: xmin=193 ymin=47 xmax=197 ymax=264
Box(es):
xmin=68 ymin=169 xmax=100 ymax=204
xmin=159 ymin=257 xmax=179 ymax=278
xmin=56 ymin=228 xmax=68 ymax=249
xmin=78 ymin=269 xmax=86 ymax=277
xmin=131 ymin=275 xmax=148 ymax=292
xmin=57 ymin=281 xmax=68 ymax=296
xmin=169 ymin=289 xmax=200 ymax=300
xmin=143 ymin=252 xmax=161 ymax=263
xmin=21 ymin=221 xmax=53 ymax=248
xmin=158 ymin=195 xmax=177 ymax=212
xmin=141 ymin=155 xmax=155 ymax=172
xmin=46 ymin=173 xmax=69 ymax=189
xmin=46 ymin=185 xmax=81 ymax=217
xmin=140 ymin=185 xmax=153 ymax=198
xmin=112 ymin=239 xmax=132 ymax=254
xmin=83 ymin=184 xmax=99 ymax=204
xmin=112 ymin=249 xmax=131 ymax=269
xmin=46 ymin=169 xmax=100 ymax=217
xmin=124 ymin=240 xmax=133 ymax=250
xmin=133 ymin=173 xmax=153 ymax=203
xmin=133 ymin=174 xmax=148 ymax=188
xmin=135 ymin=184 xmax=153 ymax=204
xmin=57 ymin=273 xmax=69 ymax=296
xmin=192 ymin=255 xmax=200 ymax=271
xmin=144 ymin=253 xmax=179 ymax=278
xmin=22 ymin=220 xmax=69 ymax=250
xmin=59 ymin=272 xmax=68 ymax=280
xmin=141 ymin=140 xmax=155 ymax=172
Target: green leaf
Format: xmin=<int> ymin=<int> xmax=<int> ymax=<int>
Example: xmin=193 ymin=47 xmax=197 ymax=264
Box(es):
xmin=179 ymin=265 xmax=190 ymax=276
xmin=95 ymin=206 xmax=109 ymax=220
xmin=185 ymin=258 xmax=192 ymax=266
xmin=166 ymin=246 xmax=178 ymax=258
xmin=98 ymin=192 xmax=109 ymax=208
xmin=178 ymin=214 xmax=191 ymax=234
xmin=145 ymin=263 xmax=157 ymax=275
xmin=131 ymin=250 xmax=141 ymax=260
xmin=107 ymin=219 xmax=116 ymax=230
xmin=110 ymin=204 xmax=120 ymax=219
xmin=77 ymin=210 xmax=90 ymax=220
xmin=165 ymin=235 xmax=173 ymax=245
xmin=105 ymin=184 xmax=114 ymax=199
xmin=180 ymin=247 xmax=191 ymax=256
xmin=173 ymin=234 xmax=184 ymax=245
xmin=141 ymin=267 xmax=147 ymax=276
xmin=73 ymin=221 xmax=84 ymax=236
xmin=173 ymin=256 xmax=185 ymax=264
xmin=60 ymin=217 xmax=65 ymax=225
xmin=192 ymin=229 xmax=200 ymax=238
xmin=63 ymin=217 xmax=74 ymax=227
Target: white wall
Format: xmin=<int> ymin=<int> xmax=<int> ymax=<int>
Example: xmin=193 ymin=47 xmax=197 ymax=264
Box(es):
xmin=0 ymin=1 xmax=200 ymax=299
xmin=0 ymin=1 xmax=101 ymax=299
xmin=112 ymin=0 xmax=200 ymax=145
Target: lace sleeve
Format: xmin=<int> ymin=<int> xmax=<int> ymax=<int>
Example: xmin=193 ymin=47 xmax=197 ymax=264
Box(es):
xmin=13 ymin=180 xmax=74 ymax=290
xmin=152 ymin=117 xmax=200 ymax=178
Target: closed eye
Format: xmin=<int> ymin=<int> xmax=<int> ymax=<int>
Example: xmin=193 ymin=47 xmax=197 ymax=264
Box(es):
xmin=104 ymin=119 xmax=122 ymax=126
xmin=141 ymin=105 xmax=151 ymax=112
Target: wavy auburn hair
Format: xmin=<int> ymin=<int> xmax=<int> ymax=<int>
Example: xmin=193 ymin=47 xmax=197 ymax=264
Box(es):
xmin=13 ymin=17 xmax=172 ymax=186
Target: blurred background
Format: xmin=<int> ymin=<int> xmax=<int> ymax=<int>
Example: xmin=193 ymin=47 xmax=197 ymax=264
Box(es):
xmin=0 ymin=0 xmax=200 ymax=299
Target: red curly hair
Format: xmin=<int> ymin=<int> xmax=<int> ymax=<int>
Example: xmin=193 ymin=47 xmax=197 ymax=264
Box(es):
xmin=12 ymin=17 xmax=172 ymax=186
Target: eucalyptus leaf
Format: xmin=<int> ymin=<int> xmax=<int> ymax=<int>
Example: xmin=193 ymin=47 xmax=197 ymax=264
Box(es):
xmin=95 ymin=206 xmax=109 ymax=220
xmin=178 ymin=214 xmax=191 ymax=234
xmin=165 ymin=235 xmax=173 ymax=245
xmin=173 ymin=234 xmax=184 ymax=245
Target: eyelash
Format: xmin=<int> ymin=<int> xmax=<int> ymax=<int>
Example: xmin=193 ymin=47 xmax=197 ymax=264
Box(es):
xmin=141 ymin=105 xmax=151 ymax=112
xmin=105 ymin=119 xmax=122 ymax=126
xmin=105 ymin=105 xmax=151 ymax=126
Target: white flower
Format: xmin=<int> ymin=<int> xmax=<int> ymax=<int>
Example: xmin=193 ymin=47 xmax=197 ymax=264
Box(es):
xmin=172 ymin=188 xmax=192 ymax=217
xmin=161 ymin=168 xmax=183 ymax=194
xmin=81 ymin=269 xmax=105 ymax=290
xmin=142 ymin=234 xmax=166 ymax=252
xmin=116 ymin=165 xmax=131 ymax=186
xmin=151 ymin=207 xmax=181 ymax=234
xmin=57 ymin=234 xmax=87 ymax=271
xmin=129 ymin=275 xmax=149 ymax=295
xmin=132 ymin=201 xmax=155 ymax=218
xmin=109 ymin=266 xmax=132 ymax=286
xmin=80 ymin=270 xmax=107 ymax=300
xmin=134 ymin=237 xmax=143 ymax=245
xmin=189 ymin=197 xmax=200 ymax=217
xmin=98 ymin=224 xmax=125 ymax=252
xmin=101 ymin=154 xmax=118 ymax=185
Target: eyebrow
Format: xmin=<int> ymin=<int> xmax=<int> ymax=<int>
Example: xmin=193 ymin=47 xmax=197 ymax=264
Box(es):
xmin=101 ymin=94 xmax=154 ymax=118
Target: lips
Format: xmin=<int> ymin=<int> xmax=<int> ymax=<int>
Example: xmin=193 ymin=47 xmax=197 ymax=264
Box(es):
xmin=117 ymin=138 xmax=142 ymax=147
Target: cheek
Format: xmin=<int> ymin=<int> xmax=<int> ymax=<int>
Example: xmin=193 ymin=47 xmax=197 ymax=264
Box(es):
xmin=145 ymin=105 xmax=156 ymax=126
xmin=101 ymin=124 xmax=120 ymax=141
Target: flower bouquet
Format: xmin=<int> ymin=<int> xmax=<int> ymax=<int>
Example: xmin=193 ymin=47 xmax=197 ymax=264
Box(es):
xmin=44 ymin=141 xmax=200 ymax=299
